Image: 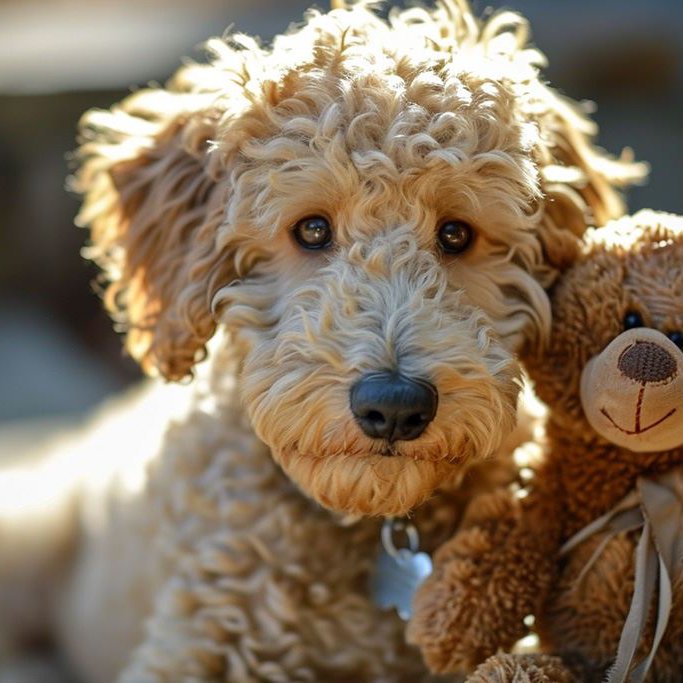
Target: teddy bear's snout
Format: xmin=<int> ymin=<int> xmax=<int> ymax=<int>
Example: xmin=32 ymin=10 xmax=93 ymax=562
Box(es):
xmin=580 ymin=327 xmax=683 ymax=452
xmin=618 ymin=341 xmax=678 ymax=385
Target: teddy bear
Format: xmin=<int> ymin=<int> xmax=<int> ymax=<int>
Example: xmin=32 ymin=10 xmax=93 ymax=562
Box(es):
xmin=407 ymin=209 xmax=683 ymax=683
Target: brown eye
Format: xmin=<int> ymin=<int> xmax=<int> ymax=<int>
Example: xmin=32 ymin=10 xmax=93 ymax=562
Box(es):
xmin=438 ymin=220 xmax=474 ymax=254
xmin=293 ymin=216 xmax=332 ymax=250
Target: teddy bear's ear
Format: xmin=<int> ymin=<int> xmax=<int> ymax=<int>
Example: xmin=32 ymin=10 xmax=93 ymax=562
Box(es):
xmin=74 ymin=74 xmax=241 ymax=381
xmin=536 ymin=92 xmax=648 ymax=272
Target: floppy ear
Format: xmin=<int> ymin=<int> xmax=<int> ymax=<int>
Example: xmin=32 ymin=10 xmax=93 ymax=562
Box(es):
xmin=75 ymin=72 xmax=242 ymax=381
xmin=535 ymin=90 xmax=648 ymax=272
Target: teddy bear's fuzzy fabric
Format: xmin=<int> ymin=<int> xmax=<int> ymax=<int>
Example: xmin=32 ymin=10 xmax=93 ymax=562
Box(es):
xmin=468 ymin=653 xmax=574 ymax=683
xmin=408 ymin=210 xmax=683 ymax=682
xmin=0 ymin=2 xmax=645 ymax=681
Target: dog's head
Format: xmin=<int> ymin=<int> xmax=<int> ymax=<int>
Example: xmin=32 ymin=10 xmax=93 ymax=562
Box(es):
xmin=75 ymin=1 xmax=644 ymax=516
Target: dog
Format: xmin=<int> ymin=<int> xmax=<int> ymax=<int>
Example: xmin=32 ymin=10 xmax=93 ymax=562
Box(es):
xmin=0 ymin=1 xmax=644 ymax=681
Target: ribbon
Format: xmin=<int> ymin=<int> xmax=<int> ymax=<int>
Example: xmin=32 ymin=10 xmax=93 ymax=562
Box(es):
xmin=559 ymin=469 xmax=683 ymax=683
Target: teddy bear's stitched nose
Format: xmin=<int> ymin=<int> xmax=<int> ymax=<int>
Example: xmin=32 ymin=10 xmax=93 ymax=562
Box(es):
xmin=350 ymin=372 xmax=438 ymax=442
xmin=617 ymin=341 xmax=678 ymax=384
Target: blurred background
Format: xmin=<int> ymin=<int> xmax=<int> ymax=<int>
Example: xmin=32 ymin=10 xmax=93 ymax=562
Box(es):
xmin=1 ymin=0 xmax=682 ymax=437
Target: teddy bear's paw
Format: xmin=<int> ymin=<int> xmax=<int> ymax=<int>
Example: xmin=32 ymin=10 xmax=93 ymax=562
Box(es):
xmin=433 ymin=490 xmax=521 ymax=566
xmin=407 ymin=549 xmax=525 ymax=673
xmin=408 ymin=522 xmax=554 ymax=674
xmin=407 ymin=554 xmax=492 ymax=672
xmin=461 ymin=489 xmax=521 ymax=529
xmin=466 ymin=653 xmax=575 ymax=683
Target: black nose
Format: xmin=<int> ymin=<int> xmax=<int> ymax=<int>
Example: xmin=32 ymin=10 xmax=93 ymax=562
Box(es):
xmin=350 ymin=372 xmax=438 ymax=442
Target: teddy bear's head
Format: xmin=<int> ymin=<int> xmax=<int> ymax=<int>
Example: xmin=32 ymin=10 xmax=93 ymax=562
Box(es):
xmin=524 ymin=210 xmax=683 ymax=453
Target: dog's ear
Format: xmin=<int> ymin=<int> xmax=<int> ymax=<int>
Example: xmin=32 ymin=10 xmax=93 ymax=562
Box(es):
xmin=75 ymin=70 xmax=242 ymax=381
xmin=535 ymin=92 xmax=648 ymax=272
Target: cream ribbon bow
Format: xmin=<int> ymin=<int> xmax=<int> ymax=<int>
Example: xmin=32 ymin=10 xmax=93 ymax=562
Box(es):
xmin=560 ymin=469 xmax=683 ymax=683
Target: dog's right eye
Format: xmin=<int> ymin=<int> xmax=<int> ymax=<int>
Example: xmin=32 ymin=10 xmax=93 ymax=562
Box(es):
xmin=293 ymin=216 xmax=333 ymax=250
xmin=438 ymin=220 xmax=474 ymax=254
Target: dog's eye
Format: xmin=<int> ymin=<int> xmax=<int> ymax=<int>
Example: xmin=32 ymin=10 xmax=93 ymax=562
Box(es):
xmin=438 ymin=220 xmax=474 ymax=254
xmin=668 ymin=330 xmax=683 ymax=350
xmin=623 ymin=311 xmax=644 ymax=330
xmin=293 ymin=216 xmax=332 ymax=250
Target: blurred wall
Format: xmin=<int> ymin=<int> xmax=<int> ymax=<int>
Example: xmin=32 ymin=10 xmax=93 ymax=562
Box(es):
xmin=0 ymin=0 xmax=681 ymax=423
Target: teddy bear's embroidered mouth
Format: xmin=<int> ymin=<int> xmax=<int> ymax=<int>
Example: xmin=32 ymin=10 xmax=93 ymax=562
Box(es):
xmin=600 ymin=404 xmax=677 ymax=436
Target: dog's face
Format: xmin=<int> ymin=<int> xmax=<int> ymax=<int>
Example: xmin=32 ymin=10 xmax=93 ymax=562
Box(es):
xmin=76 ymin=2 xmax=644 ymax=516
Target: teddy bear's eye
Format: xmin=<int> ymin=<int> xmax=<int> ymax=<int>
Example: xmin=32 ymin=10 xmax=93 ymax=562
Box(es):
xmin=668 ymin=330 xmax=683 ymax=350
xmin=293 ymin=216 xmax=333 ymax=250
xmin=438 ymin=220 xmax=474 ymax=254
xmin=623 ymin=311 xmax=644 ymax=330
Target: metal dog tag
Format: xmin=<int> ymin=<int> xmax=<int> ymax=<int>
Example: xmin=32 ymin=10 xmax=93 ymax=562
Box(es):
xmin=371 ymin=518 xmax=433 ymax=620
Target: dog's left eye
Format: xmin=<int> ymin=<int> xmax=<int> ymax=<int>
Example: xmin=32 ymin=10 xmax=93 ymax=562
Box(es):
xmin=438 ymin=220 xmax=474 ymax=254
xmin=293 ymin=216 xmax=333 ymax=250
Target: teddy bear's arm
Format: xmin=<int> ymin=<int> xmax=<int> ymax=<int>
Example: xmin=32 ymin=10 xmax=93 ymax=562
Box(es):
xmin=407 ymin=482 xmax=563 ymax=674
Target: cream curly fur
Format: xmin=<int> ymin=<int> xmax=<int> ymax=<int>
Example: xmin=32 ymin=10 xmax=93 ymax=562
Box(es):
xmin=0 ymin=1 xmax=644 ymax=681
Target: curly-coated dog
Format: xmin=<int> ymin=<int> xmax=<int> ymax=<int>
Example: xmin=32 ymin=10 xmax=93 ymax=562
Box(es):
xmin=0 ymin=1 xmax=644 ymax=681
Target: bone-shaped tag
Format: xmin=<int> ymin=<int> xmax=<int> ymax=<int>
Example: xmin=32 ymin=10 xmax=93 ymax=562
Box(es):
xmin=371 ymin=545 xmax=433 ymax=620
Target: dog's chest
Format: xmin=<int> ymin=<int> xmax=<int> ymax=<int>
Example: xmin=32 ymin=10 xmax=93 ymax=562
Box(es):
xmin=147 ymin=417 xmax=466 ymax=681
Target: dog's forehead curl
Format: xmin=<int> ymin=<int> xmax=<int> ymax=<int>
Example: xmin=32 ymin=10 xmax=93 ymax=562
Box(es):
xmin=217 ymin=82 xmax=543 ymax=256
xmin=212 ymin=86 xmax=549 ymax=353
xmin=208 ymin=5 xmax=547 ymax=233
xmin=209 ymin=1 xmax=543 ymax=100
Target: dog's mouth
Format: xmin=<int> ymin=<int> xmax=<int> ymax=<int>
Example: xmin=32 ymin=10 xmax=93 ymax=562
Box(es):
xmin=275 ymin=445 xmax=459 ymax=516
xmin=374 ymin=441 xmax=412 ymax=458
xmin=374 ymin=443 xmax=452 ymax=460
xmin=363 ymin=436 xmax=457 ymax=463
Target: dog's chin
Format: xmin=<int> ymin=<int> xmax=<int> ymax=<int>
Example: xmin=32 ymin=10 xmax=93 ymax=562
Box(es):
xmin=273 ymin=448 xmax=459 ymax=517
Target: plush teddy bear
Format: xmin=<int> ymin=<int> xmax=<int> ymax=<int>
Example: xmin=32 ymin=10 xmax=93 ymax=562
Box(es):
xmin=407 ymin=210 xmax=683 ymax=683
